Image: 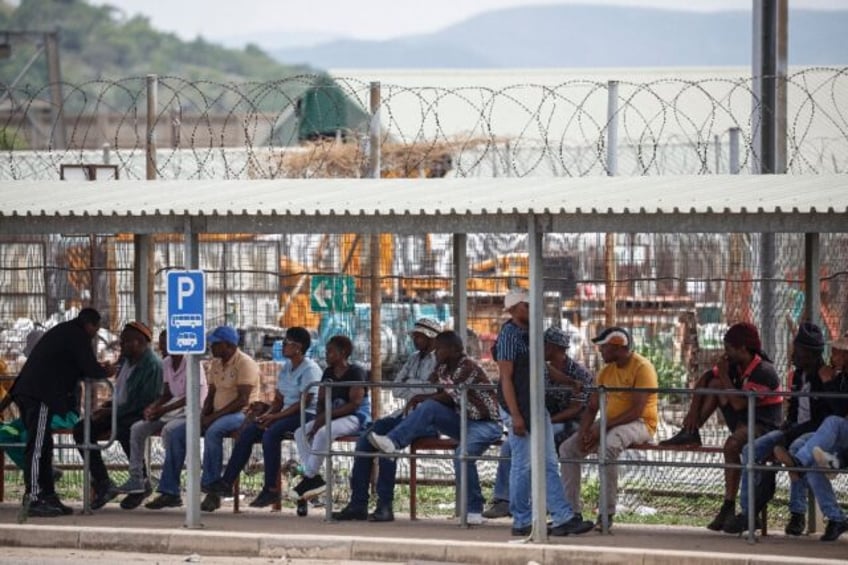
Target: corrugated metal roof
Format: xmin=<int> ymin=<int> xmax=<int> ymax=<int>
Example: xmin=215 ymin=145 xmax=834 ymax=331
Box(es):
xmin=1 ymin=175 xmax=846 ymax=234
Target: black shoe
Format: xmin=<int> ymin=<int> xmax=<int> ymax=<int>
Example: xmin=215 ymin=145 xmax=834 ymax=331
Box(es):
xmin=785 ymin=511 xmax=806 ymax=536
xmin=707 ymin=501 xmax=736 ymax=531
xmin=144 ymin=493 xmax=183 ymax=510
xmin=120 ymin=482 xmax=152 ymax=510
xmin=294 ymin=475 xmax=327 ymax=500
xmin=296 ymin=498 xmax=308 ymax=517
xmin=511 ymin=524 xmax=532 ymax=536
xmin=249 ymin=488 xmax=281 ymax=508
xmin=482 ymin=499 xmax=511 ymax=519
xmin=821 ymin=519 xmax=848 ymax=542
xmin=43 ymin=494 xmax=73 ymax=516
xmin=368 ymin=504 xmax=395 ymax=522
xmin=332 ymin=504 xmax=368 ymax=521
xmin=207 ymin=479 xmax=233 ymax=498
xmin=200 ymin=493 xmax=221 ymax=512
xmin=659 ymin=429 xmax=702 ymax=447
xmin=91 ymin=482 xmax=119 ymax=510
xmin=27 ymin=498 xmax=63 ymax=518
xmin=723 ymin=512 xmax=762 ymax=534
xmin=594 ymin=513 xmax=614 ymax=532
xmin=550 ymin=514 xmax=595 ymax=536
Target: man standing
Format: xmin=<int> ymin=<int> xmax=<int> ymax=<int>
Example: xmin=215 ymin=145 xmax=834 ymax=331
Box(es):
xmin=10 ymin=308 xmax=107 ymax=518
xmin=559 ymin=326 xmax=658 ymax=531
xmin=73 ymin=320 xmax=163 ymax=510
xmin=368 ymin=330 xmax=503 ymax=525
xmin=333 ymin=318 xmax=440 ymax=521
xmin=146 ymin=325 xmax=260 ymax=511
xmin=115 ymin=329 xmax=207 ymax=509
xmin=494 ymin=288 xmax=593 ymax=536
xmin=483 ymin=323 xmax=593 ymax=522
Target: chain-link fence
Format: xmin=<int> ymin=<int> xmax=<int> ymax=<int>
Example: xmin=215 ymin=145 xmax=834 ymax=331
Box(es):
xmin=1 ymin=69 xmax=846 ymax=522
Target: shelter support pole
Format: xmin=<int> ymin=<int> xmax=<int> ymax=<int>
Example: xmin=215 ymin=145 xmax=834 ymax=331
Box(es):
xmin=753 ymin=0 xmax=787 ymax=362
xmin=528 ymin=214 xmax=547 ymax=542
xmin=184 ymin=218 xmax=202 ymax=529
xmin=453 ymin=234 xmax=468 ymax=345
xmin=133 ymin=235 xmax=152 ymax=326
xmin=804 ymin=234 xmax=820 ymax=326
xmin=368 ymin=81 xmax=382 ymax=414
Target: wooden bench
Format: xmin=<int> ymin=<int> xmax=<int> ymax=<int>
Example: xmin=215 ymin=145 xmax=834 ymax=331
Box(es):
xmin=627 ymin=442 xmax=770 ymax=535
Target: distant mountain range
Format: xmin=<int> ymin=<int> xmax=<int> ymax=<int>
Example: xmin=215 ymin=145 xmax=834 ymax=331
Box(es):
xmin=271 ymin=5 xmax=848 ymax=69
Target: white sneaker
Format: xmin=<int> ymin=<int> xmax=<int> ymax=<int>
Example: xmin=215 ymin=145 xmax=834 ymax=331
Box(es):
xmin=812 ymin=446 xmax=841 ymax=479
xmin=368 ymin=432 xmax=399 ymax=454
xmin=466 ymin=512 xmax=487 ymax=525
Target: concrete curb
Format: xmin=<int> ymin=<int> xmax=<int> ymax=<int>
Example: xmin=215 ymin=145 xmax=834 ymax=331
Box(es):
xmin=0 ymin=525 xmax=844 ymax=565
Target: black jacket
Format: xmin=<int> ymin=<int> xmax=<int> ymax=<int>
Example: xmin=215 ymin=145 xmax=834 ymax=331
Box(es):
xmin=11 ymin=318 xmax=107 ymax=413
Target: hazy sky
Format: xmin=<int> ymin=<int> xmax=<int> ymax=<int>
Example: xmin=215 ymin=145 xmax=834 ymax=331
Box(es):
xmin=89 ymin=0 xmax=846 ymax=44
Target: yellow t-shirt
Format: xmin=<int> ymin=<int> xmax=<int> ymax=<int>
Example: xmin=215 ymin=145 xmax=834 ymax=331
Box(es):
xmin=207 ymin=349 xmax=260 ymax=412
xmin=597 ymin=351 xmax=659 ymax=436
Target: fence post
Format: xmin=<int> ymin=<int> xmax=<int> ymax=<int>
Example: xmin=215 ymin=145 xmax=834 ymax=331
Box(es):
xmin=459 ymin=386 xmax=469 ymax=527
xmin=598 ymin=387 xmax=610 ymax=534
xmin=746 ymin=392 xmax=757 ymax=544
xmin=604 ymin=81 xmax=619 ymax=326
xmin=729 ymin=127 xmax=741 ymax=175
xmin=146 ymin=75 xmax=158 ymax=181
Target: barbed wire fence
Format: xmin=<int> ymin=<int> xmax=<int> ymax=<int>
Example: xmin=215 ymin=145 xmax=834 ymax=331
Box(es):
xmin=1 ymin=68 xmax=846 ymax=180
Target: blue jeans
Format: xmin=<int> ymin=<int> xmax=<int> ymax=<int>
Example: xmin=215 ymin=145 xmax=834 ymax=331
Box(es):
xmin=158 ymin=412 xmax=245 ymax=496
xmin=221 ymin=413 xmax=311 ymax=490
xmin=740 ymin=430 xmax=808 ymax=515
xmin=504 ymin=412 xmax=574 ymax=529
xmin=349 ymin=413 xmax=436 ymax=509
xmin=796 ymin=416 xmax=848 ymax=522
xmin=386 ymin=399 xmax=502 ymax=514
xmin=491 ymin=417 xmax=568 ymax=503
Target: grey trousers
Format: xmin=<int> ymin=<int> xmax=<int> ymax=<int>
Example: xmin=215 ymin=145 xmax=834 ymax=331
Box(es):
xmin=127 ymin=417 xmax=186 ymax=482
xmin=558 ymin=418 xmax=652 ymax=515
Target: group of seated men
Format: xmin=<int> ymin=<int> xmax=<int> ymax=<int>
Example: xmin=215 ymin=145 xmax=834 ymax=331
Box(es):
xmin=4 ymin=303 xmax=846 ymax=542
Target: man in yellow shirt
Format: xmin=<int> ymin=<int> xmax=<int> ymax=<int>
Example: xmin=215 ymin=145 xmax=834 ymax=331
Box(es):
xmin=558 ymin=326 xmax=658 ymax=531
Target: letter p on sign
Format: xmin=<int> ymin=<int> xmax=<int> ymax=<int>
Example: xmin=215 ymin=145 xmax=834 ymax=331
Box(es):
xmin=177 ymin=276 xmax=195 ymax=309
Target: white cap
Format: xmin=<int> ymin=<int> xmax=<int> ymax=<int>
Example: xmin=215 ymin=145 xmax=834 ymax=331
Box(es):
xmin=503 ymin=288 xmax=529 ymax=312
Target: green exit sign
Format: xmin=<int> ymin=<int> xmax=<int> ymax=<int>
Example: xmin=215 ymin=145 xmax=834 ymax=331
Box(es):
xmin=310 ymin=275 xmax=355 ymax=312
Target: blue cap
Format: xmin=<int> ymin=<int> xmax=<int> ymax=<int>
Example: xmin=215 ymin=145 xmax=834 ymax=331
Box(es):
xmin=208 ymin=325 xmax=239 ymax=346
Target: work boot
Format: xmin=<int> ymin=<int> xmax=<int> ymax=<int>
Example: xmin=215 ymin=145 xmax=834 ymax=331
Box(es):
xmin=249 ymin=487 xmax=281 ymax=508
xmin=368 ymin=501 xmax=394 ymax=522
xmin=120 ymin=480 xmax=153 ymax=510
xmin=659 ymin=429 xmax=702 ymax=447
xmin=332 ymin=504 xmax=368 ymax=521
xmin=723 ymin=512 xmax=762 ymax=534
xmin=200 ymin=493 xmax=221 ymax=512
xmin=821 ymin=519 xmax=848 ymax=542
xmin=785 ymin=512 xmax=806 ymax=536
xmin=482 ymin=499 xmax=511 ymax=519
xmin=91 ymin=481 xmax=119 ymax=510
xmin=707 ymin=500 xmax=735 ymax=531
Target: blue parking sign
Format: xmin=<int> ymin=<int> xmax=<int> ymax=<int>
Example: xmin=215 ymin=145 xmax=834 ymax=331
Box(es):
xmin=167 ymin=270 xmax=206 ymax=354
